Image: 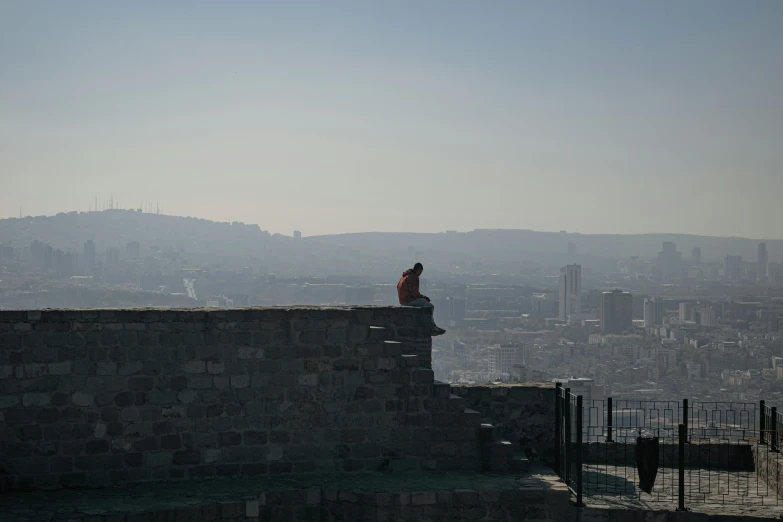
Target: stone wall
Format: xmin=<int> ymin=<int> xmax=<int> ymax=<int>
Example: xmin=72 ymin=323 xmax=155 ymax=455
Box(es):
xmin=452 ymin=383 xmax=556 ymax=463
xmin=0 ymin=307 xmax=478 ymax=491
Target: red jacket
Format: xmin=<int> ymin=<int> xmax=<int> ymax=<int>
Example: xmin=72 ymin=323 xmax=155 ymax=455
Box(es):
xmin=397 ymin=269 xmax=427 ymax=305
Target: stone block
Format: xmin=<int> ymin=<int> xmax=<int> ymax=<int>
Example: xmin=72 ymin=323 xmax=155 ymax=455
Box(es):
xmin=219 ymin=431 xmax=242 ymax=446
xmin=190 ymin=376 xmax=213 ymax=389
xmin=146 ymin=452 xmax=173 ymax=468
xmin=298 ymin=374 xmax=318 ymax=386
xmin=48 ymin=361 xmax=73 ymax=375
xmin=230 ymin=375 xmax=250 ymax=388
xmin=177 ymin=390 xmax=198 ymax=404
xmin=412 ymin=492 xmax=437 ymax=505
xmin=207 ymin=361 xmax=224 ymax=374
xmin=173 ymin=450 xmax=201 ymax=465
xmin=238 ymin=346 xmax=264 ymax=359
xmin=71 ymin=392 xmax=94 ymax=406
xmin=0 ymin=395 xmax=20 ymax=409
xmin=128 ymin=376 xmax=154 ymax=390
xmin=22 ymin=393 xmax=50 ymax=407
xmin=183 ymin=360 xmax=206 ymax=373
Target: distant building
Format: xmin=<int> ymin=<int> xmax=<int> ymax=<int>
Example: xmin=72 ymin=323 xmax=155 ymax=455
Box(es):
xmin=531 ymin=294 xmax=558 ymax=315
xmin=558 ymin=264 xmax=582 ymax=321
xmin=488 ymin=344 xmax=525 ymax=375
xmin=448 ymin=297 xmax=467 ymax=323
xmin=105 ymin=247 xmax=120 ymax=267
xmin=600 ymin=289 xmax=633 ymax=334
xmin=691 ymin=247 xmax=701 ymax=266
xmin=724 ymin=255 xmax=743 ymax=281
xmin=510 ymin=365 xmax=545 ymax=382
xmin=679 ymin=302 xmax=696 ymax=322
xmin=698 ymin=302 xmax=717 ymax=327
xmin=206 ymin=295 xmax=234 ymax=307
xmin=759 ymin=243 xmax=768 ymax=281
xmin=293 ymin=231 xmax=302 ymax=240
xmin=657 ymin=242 xmax=683 ymax=278
xmin=567 ymin=242 xmax=577 ymax=257
xmin=84 ymin=240 xmax=96 ymax=272
xmin=346 ymin=286 xmax=374 ymax=306
xmin=126 ymin=241 xmax=140 ymax=258
xmin=643 ymin=297 xmax=664 ymax=327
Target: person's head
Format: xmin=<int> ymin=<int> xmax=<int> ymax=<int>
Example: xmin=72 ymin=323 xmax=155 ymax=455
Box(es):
xmin=413 ymin=262 xmax=423 ymax=276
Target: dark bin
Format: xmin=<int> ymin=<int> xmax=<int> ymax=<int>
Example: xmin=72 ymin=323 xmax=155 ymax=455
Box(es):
xmin=635 ymin=436 xmax=659 ymax=494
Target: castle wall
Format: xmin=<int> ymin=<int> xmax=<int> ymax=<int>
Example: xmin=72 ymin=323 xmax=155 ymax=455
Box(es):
xmin=0 ymin=307 xmax=475 ymax=491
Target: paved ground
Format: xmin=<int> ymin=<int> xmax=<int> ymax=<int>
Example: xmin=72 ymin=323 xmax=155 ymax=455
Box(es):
xmin=582 ymin=464 xmax=783 ymax=519
xmin=0 ymin=467 xmax=566 ymax=522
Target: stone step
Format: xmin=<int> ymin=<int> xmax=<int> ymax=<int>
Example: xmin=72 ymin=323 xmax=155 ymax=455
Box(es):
xmin=400 ymin=354 xmax=420 ymax=367
xmin=383 ymin=340 xmax=403 ymax=357
xmin=412 ymin=368 xmax=434 ymax=384
xmin=487 ymin=441 xmax=513 ymax=472
xmin=433 ymin=381 xmax=452 ymax=398
xmin=479 ymin=423 xmax=496 ymax=444
xmin=510 ymin=453 xmax=531 ymax=473
xmin=462 ymin=408 xmax=481 ymax=426
xmin=447 ymin=394 xmax=465 ymax=410
xmin=368 ymin=326 xmax=389 ymax=341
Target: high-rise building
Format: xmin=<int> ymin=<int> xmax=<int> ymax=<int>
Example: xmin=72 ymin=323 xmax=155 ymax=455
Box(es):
xmin=600 ymin=289 xmax=633 ymax=334
xmin=679 ymin=302 xmax=696 ymax=322
xmin=691 ymin=247 xmax=701 ymax=266
xmin=724 ymin=255 xmax=743 ymax=281
xmin=105 ymin=247 xmax=120 ymax=267
xmin=84 ymin=240 xmax=96 ymax=272
xmin=698 ymin=302 xmax=717 ymax=327
xmin=487 ymin=344 xmax=525 ymax=375
xmin=448 ymin=297 xmax=467 ymax=323
xmin=293 ymin=231 xmax=302 ymax=240
xmin=758 ymin=243 xmax=768 ymax=281
xmin=558 ymin=264 xmax=582 ymax=321
xmin=126 ymin=241 xmax=140 ymax=258
xmin=657 ymin=242 xmax=683 ymax=278
xmin=643 ymin=298 xmax=664 ymax=327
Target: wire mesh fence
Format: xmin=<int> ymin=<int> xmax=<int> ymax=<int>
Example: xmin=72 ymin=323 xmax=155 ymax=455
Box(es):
xmin=555 ymin=384 xmax=783 ymax=508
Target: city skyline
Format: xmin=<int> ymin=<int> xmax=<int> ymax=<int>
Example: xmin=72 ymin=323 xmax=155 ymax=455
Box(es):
xmin=2 ymin=1 xmax=783 ymax=237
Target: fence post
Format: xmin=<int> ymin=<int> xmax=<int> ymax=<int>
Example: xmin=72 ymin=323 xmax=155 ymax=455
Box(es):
xmin=607 ymin=397 xmax=613 ymax=443
xmin=677 ymin=423 xmax=686 ymax=511
xmin=555 ymin=383 xmax=562 ymax=474
xmin=682 ymin=398 xmax=688 ymax=443
xmin=565 ymin=388 xmax=572 ymax=487
xmin=772 ymin=406 xmax=778 ymax=452
xmin=760 ymin=400 xmax=766 ymax=445
xmin=576 ymin=395 xmax=584 ymax=507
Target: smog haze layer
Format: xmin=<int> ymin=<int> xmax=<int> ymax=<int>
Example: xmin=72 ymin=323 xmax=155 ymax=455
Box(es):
xmin=1 ymin=1 xmax=782 ymax=237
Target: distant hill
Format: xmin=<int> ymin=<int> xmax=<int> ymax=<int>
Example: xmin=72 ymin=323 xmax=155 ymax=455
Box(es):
xmin=0 ymin=210 xmax=276 ymax=259
xmin=1 ymin=211 xmax=778 ymax=268
xmin=311 ymin=229 xmax=781 ymax=264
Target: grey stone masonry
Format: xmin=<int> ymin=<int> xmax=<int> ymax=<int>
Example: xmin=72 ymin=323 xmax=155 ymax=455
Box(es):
xmin=0 ymin=306 xmax=481 ymax=492
xmin=452 ymin=383 xmax=556 ymax=464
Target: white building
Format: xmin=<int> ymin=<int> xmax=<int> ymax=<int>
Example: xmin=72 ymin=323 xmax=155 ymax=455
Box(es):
xmin=558 ymin=264 xmax=582 ymax=321
xmin=488 ymin=344 xmax=525 ymax=376
xmin=643 ymin=298 xmax=664 ymax=327
xmin=206 ymin=295 xmax=234 ymax=307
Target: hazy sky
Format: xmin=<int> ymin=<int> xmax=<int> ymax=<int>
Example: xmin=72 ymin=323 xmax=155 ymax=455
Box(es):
xmin=1 ymin=1 xmax=782 ymax=237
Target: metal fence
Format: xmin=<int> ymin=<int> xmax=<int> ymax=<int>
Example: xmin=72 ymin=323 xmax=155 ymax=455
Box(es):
xmin=555 ymin=384 xmax=783 ymax=508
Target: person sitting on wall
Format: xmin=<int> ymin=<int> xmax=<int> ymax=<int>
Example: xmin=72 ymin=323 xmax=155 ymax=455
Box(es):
xmin=397 ymin=262 xmax=446 ymax=336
